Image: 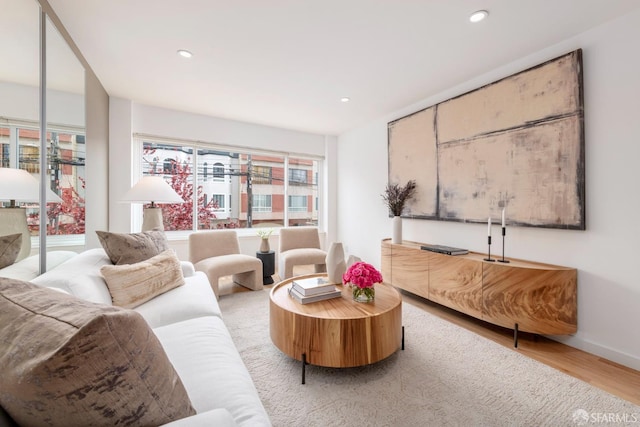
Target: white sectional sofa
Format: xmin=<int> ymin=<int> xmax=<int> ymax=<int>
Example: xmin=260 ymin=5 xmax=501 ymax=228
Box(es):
xmin=0 ymin=248 xmax=271 ymax=427
xmin=0 ymin=250 xmax=77 ymax=282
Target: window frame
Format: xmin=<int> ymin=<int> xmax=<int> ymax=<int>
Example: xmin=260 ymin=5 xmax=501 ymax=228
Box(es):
xmin=135 ymin=136 xmax=323 ymax=236
xmin=1 ymin=119 xmax=86 ymax=247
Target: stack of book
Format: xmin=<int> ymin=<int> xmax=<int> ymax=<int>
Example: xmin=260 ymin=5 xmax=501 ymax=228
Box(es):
xmin=288 ymin=277 xmax=342 ymax=304
xmin=420 ymin=244 xmax=469 ymax=256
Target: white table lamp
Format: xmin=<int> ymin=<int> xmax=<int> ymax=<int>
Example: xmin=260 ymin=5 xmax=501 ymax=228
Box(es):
xmin=0 ymin=168 xmax=63 ymax=262
xmin=121 ymin=176 xmax=184 ymax=231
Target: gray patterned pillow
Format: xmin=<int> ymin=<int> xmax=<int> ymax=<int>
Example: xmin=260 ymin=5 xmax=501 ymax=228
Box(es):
xmin=0 ymin=277 xmax=196 ymax=426
xmin=96 ymin=230 xmax=169 ymax=265
xmin=0 ymin=234 xmax=22 ymax=269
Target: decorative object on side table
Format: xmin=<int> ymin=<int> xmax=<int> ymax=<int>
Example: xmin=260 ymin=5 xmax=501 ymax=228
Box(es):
xmin=256 ymin=228 xmax=273 ymax=253
xmin=325 ymin=242 xmax=346 ymax=284
xmin=343 ymin=261 xmax=383 ymax=303
xmin=382 ymin=180 xmax=416 ymax=244
xmin=484 ymin=216 xmax=495 ymax=262
xmin=498 ymin=208 xmax=510 ymax=263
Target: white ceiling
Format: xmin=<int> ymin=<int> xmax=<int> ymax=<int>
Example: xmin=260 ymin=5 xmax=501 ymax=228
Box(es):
xmin=39 ymin=0 xmax=640 ymax=135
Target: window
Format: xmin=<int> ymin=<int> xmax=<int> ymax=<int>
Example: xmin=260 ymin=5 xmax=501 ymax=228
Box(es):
xmin=0 ymin=144 xmax=8 ymax=168
xmin=211 ymin=194 xmax=225 ymax=210
xmin=288 ymin=195 xmax=307 ymax=212
xmin=1 ymin=127 xmax=9 ymax=168
xmin=253 ymin=194 xmax=272 ymax=213
xmin=19 ymin=145 xmax=39 ymax=173
xmin=163 ymin=158 xmax=175 ymax=174
xmin=213 ymin=162 xmax=224 ymax=181
xmin=140 ymin=140 xmax=321 ymax=231
xmin=287 ymin=157 xmax=318 ymax=226
xmin=253 ymin=165 xmax=272 ymax=184
xmin=47 ymin=130 xmax=86 ymax=236
xmin=1 ymin=124 xmax=85 ymax=237
xmin=288 ymin=168 xmax=307 ymax=185
xmin=143 ymin=144 xmax=195 ymax=231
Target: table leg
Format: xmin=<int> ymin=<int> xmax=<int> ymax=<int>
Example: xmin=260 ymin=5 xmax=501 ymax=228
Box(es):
xmin=301 ymin=353 xmax=306 ymax=385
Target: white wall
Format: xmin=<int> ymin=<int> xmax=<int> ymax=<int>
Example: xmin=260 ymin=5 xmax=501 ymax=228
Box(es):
xmin=0 ymin=81 xmax=83 ymax=127
xmin=132 ymin=104 xmax=326 ymax=157
xmin=336 ymin=9 xmax=640 ymax=370
xmin=84 ymin=70 xmax=109 ymax=249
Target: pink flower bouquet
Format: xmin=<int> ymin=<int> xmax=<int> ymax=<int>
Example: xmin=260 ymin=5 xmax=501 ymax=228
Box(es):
xmin=342 ymin=262 xmax=383 ymax=302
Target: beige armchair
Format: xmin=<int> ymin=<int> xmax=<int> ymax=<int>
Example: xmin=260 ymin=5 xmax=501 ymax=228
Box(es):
xmin=189 ymin=230 xmax=263 ymax=298
xmin=278 ymin=227 xmax=326 ymax=280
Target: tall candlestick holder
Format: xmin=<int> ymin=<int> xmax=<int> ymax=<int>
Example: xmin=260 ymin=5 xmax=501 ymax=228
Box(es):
xmin=498 ymin=226 xmax=510 ymax=263
xmin=484 ymin=235 xmax=495 ymax=262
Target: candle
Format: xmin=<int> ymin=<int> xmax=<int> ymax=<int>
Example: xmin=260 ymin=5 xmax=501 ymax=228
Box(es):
xmin=487 ymin=217 xmax=491 ymax=236
xmin=501 ymin=208 xmax=505 ymax=228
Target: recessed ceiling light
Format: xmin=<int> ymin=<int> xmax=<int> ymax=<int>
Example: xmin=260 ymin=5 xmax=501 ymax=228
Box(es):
xmin=469 ymin=10 xmax=489 ymax=23
xmin=177 ymin=49 xmax=193 ymax=58
xmin=340 ymin=97 xmax=350 ymax=103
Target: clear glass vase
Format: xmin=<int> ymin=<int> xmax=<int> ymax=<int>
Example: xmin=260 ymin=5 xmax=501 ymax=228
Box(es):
xmin=352 ymin=285 xmax=375 ymax=303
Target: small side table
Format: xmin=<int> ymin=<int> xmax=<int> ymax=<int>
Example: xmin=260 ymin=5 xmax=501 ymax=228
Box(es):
xmin=256 ymin=251 xmax=275 ymax=285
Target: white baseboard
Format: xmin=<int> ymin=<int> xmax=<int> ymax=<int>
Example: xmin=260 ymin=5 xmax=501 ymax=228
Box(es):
xmin=549 ymin=335 xmax=640 ymax=372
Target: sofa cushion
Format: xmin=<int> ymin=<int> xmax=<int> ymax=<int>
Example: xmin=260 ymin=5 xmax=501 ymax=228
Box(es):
xmin=100 ymin=250 xmax=185 ymax=309
xmin=0 ymin=278 xmax=196 ymax=427
xmin=161 ymin=408 xmax=238 ymax=427
xmin=96 ymin=229 xmax=169 ymax=265
xmin=153 ymin=316 xmax=271 ymax=426
xmin=0 ymin=233 xmax=21 ymax=269
xmin=135 ymin=272 xmax=222 ymax=328
xmin=31 ymin=248 xmax=113 ymax=305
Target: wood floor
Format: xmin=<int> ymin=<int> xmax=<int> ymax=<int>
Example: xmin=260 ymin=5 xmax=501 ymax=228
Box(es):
xmin=218 ymin=268 xmax=640 ymax=406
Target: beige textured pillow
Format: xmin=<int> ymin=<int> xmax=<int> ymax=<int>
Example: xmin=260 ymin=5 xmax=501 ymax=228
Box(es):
xmin=0 ymin=234 xmax=22 ymax=269
xmin=96 ymin=229 xmax=169 ymax=265
xmin=100 ymin=250 xmax=185 ymax=309
xmin=0 ymin=278 xmax=195 ymax=427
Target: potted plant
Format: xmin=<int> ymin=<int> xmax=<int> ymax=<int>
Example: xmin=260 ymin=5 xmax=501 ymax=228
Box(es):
xmin=382 ymin=180 xmax=416 ymax=244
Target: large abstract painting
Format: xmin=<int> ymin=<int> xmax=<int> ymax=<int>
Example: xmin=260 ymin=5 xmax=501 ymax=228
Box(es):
xmin=388 ymin=50 xmax=585 ymax=229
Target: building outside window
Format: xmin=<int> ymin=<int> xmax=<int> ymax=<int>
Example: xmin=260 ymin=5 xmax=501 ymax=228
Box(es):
xmin=287 ymin=157 xmax=317 ymax=226
xmin=140 ymin=140 xmax=321 ymax=231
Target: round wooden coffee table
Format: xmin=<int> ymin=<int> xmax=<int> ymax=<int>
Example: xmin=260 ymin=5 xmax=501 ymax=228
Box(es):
xmin=270 ymin=274 xmax=403 ymax=383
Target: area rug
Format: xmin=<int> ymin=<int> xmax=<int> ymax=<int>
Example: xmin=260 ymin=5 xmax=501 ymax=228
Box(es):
xmin=219 ymin=290 xmax=640 ymax=427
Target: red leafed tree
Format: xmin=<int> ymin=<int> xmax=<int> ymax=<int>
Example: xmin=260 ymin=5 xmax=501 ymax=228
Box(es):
xmin=28 ymin=177 xmax=86 ymax=235
xmin=150 ymin=158 xmax=218 ymax=231
xmin=48 ymin=176 xmax=86 ymax=235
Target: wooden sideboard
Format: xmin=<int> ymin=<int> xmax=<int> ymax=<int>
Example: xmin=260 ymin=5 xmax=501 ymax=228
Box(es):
xmin=381 ymin=239 xmax=577 ymax=338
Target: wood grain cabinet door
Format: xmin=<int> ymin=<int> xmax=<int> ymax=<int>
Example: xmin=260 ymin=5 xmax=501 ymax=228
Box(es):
xmin=428 ymin=252 xmax=483 ymax=318
xmin=482 ymin=262 xmax=577 ymax=334
xmin=384 ymin=241 xmax=429 ymax=299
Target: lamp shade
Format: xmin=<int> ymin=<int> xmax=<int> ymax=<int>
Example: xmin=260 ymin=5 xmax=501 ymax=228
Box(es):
xmin=121 ymin=176 xmax=184 ymax=205
xmin=0 ymin=168 xmax=62 ymax=204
